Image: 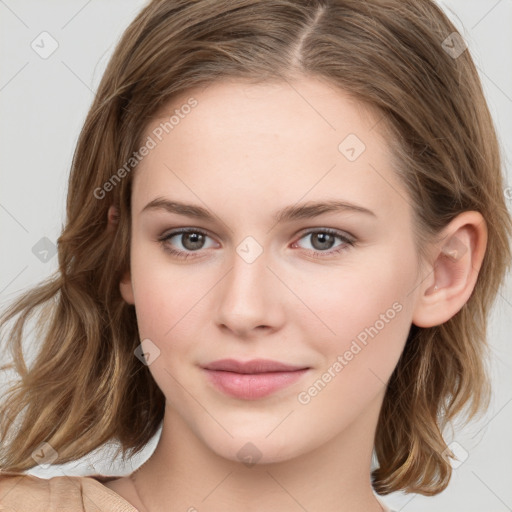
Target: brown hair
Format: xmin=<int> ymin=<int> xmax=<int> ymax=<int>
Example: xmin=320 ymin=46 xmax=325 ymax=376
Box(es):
xmin=1 ymin=0 xmax=511 ymax=496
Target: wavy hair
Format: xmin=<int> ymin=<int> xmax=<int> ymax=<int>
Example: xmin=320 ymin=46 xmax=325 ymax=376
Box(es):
xmin=1 ymin=0 xmax=511 ymax=495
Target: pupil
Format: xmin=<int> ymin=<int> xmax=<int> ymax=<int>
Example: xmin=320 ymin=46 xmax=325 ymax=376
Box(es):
xmin=184 ymin=233 xmax=204 ymax=250
xmin=313 ymin=233 xmax=334 ymax=250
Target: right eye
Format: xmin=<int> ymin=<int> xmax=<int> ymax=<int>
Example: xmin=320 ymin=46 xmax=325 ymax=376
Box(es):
xmin=158 ymin=228 xmax=217 ymax=259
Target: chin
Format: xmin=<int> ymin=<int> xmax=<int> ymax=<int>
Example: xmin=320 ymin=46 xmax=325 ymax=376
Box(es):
xmin=202 ymin=430 xmax=310 ymax=467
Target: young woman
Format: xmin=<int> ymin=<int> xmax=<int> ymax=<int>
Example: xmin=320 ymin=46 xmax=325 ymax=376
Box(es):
xmin=1 ymin=1 xmax=510 ymax=511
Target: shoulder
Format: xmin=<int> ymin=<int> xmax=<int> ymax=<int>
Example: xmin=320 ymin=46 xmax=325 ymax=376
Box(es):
xmin=0 ymin=472 xmax=56 ymax=511
xmin=0 ymin=472 xmax=138 ymax=512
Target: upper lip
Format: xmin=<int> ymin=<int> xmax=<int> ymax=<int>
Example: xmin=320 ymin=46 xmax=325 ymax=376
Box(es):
xmin=202 ymin=358 xmax=308 ymax=374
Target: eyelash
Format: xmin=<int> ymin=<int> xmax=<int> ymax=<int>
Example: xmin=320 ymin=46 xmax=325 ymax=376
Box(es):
xmin=158 ymin=227 xmax=356 ymax=260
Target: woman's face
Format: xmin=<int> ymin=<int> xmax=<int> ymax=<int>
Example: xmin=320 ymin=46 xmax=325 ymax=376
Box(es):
xmin=122 ymin=77 xmax=426 ymax=463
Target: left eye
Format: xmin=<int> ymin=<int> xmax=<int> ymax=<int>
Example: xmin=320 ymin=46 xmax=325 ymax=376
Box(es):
xmin=293 ymin=229 xmax=355 ymax=255
xmin=158 ymin=228 xmax=355 ymax=259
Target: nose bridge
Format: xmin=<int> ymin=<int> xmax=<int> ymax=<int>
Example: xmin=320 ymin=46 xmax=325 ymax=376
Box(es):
xmin=225 ymin=234 xmax=270 ymax=306
xmin=215 ymin=234 xmax=281 ymax=334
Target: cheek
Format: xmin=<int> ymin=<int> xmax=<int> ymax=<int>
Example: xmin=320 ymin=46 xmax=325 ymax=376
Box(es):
xmin=293 ymin=268 xmax=413 ymax=432
xmin=129 ymin=242 xmax=191 ymax=340
xmin=298 ymin=248 xmax=417 ymax=375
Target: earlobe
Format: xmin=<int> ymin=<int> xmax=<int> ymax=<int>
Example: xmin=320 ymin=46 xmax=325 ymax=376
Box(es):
xmin=107 ymin=205 xmax=119 ymax=233
xmin=412 ymin=211 xmax=487 ymax=328
xmin=119 ymin=269 xmax=135 ymax=305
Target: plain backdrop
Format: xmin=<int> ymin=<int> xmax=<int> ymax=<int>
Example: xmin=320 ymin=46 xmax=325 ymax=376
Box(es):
xmin=1 ymin=1 xmax=511 ymax=511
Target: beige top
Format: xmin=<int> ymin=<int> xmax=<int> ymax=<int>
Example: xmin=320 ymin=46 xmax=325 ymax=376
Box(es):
xmin=0 ymin=472 xmax=395 ymax=511
xmin=0 ymin=472 xmax=138 ymax=512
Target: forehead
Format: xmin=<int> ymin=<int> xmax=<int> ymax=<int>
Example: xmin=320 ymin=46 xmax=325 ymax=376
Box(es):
xmin=132 ymin=77 xmax=408 ymax=222
xmin=145 ymin=76 xmax=381 ymax=153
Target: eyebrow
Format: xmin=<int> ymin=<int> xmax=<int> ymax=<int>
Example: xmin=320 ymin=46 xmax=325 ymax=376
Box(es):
xmin=141 ymin=197 xmax=376 ymax=223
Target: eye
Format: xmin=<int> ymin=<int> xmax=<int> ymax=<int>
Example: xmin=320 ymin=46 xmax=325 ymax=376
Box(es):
xmin=158 ymin=228 xmax=216 ymax=259
xmin=292 ymin=228 xmax=355 ymax=258
xmin=158 ymin=227 xmax=356 ymax=260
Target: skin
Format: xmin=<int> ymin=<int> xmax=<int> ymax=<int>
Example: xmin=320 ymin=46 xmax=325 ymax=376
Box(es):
xmin=104 ymin=76 xmax=487 ymax=512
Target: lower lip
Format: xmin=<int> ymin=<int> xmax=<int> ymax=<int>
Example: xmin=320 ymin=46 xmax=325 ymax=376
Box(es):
xmin=202 ymin=368 xmax=309 ymax=400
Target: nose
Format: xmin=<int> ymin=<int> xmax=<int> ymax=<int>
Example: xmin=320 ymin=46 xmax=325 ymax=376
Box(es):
xmin=214 ymin=247 xmax=285 ymax=338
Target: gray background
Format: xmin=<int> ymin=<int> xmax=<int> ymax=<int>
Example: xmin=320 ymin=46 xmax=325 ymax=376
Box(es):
xmin=1 ymin=1 xmax=511 ymax=511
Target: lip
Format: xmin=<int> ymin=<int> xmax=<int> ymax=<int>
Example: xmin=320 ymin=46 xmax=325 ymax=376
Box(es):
xmin=201 ymin=358 xmax=310 ymax=400
xmin=202 ymin=358 xmax=308 ymax=373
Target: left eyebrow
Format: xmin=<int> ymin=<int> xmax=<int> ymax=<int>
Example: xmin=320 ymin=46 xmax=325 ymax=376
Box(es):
xmin=272 ymin=199 xmax=377 ymax=222
xmin=141 ymin=197 xmax=377 ymax=222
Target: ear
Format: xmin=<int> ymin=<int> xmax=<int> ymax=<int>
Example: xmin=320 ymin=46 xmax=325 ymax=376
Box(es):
xmin=412 ymin=211 xmax=488 ymax=328
xmin=107 ymin=205 xmax=135 ymax=305
xmin=119 ymin=269 xmax=135 ymax=305
xmin=107 ymin=204 xmax=119 ymax=233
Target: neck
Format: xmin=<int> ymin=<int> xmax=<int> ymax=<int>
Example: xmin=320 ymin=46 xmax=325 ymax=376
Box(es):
xmin=130 ymin=396 xmax=385 ymax=512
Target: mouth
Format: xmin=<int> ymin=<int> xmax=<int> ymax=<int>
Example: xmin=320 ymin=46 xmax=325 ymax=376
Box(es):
xmin=200 ymin=358 xmax=310 ymax=400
